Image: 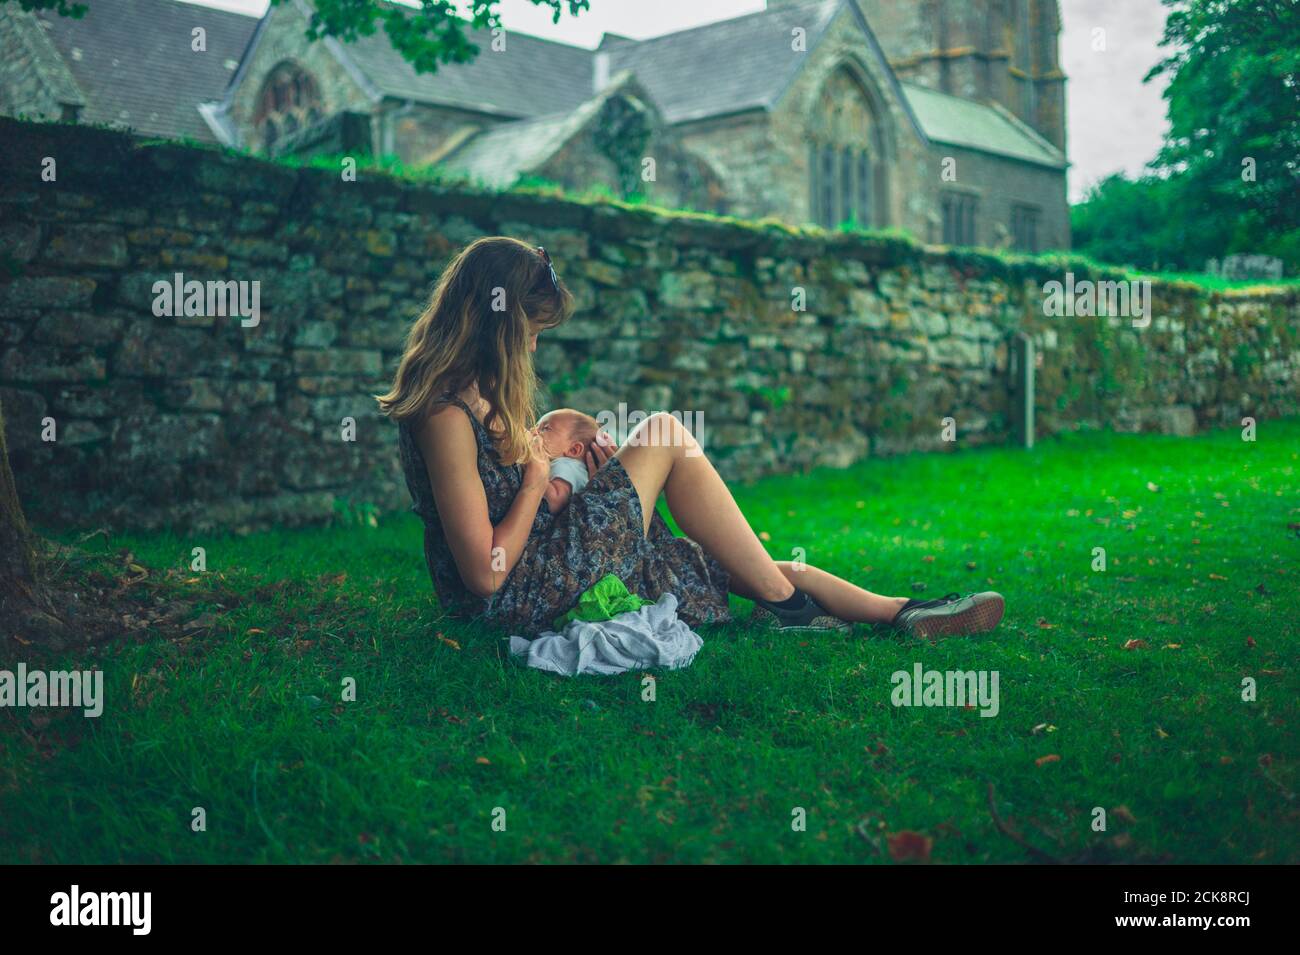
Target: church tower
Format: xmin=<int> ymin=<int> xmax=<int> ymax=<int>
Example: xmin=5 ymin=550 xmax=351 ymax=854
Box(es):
xmin=850 ymin=0 xmax=1066 ymax=153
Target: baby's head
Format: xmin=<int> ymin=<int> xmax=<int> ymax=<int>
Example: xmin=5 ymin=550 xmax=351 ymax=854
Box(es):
xmin=535 ymin=408 xmax=598 ymax=460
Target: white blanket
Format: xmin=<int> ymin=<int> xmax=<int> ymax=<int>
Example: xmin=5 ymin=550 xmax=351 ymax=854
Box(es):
xmin=509 ymin=593 xmax=702 ymax=676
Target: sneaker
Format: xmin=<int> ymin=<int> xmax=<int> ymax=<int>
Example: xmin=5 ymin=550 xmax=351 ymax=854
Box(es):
xmin=751 ymin=590 xmax=850 ymax=631
xmin=891 ymin=591 xmax=1004 ymax=639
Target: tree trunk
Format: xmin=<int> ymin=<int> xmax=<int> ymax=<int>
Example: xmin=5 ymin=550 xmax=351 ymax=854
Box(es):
xmin=0 ymin=397 xmax=39 ymax=596
xmin=0 ymin=396 xmax=63 ymax=644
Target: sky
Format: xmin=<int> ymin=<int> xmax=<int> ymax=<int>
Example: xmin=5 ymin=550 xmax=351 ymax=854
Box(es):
xmin=187 ymin=0 xmax=1173 ymax=203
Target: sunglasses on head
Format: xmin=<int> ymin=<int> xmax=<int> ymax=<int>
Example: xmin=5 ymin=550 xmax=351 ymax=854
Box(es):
xmin=536 ymin=246 xmax=560 ymax=292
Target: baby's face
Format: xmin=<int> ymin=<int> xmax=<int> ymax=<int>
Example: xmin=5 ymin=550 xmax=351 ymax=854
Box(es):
xmin=534 ymin=412 xmax=584 ymax=459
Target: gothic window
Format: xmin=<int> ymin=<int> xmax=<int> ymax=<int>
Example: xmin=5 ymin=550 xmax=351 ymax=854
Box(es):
xmin=254 ymin=62 xmax=322 ymax=152
xmin=809 ymin=143 xmax=836 ymax=226
xmin=807 ymin=67 xmax=885 ymax=229
xmin=941 ymin=191 xmax=978 ymax=246
xmin=1012 ymin=203 xmax=1040 ymax=251
xmin=855 ymin=151 xmax=871 ymax=226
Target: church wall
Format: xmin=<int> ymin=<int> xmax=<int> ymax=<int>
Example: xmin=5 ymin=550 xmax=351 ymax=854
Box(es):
xmin=388 ymin=103 xmax=501 ymax=167
xmin=935 ymin=143 xmax=1069 ymax=251
xmin=677 ymin=113 xmax=782 ymax=221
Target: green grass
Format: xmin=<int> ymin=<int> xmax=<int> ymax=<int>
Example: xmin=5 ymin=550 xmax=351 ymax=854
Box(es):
xmin=1128 ymin=269 xmax=1300 ymax=292
xmin=2 ymin=422 xmax=1297 ymax=863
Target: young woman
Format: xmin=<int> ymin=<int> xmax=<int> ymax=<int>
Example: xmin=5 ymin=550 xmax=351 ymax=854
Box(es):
xmin=377 ymin=237 xmax=1004 ymax=639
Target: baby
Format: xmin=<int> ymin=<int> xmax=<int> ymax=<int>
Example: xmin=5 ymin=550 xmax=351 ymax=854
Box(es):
xmin=533 ymin=408 xmax=599 ymax=515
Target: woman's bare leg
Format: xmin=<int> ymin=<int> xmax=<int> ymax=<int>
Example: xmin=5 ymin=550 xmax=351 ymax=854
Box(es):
xmin=775 ymin=562 xmax=907 ymax=623
xmin=616 ymin=414 xmax=793 ymax=602
xmin=614 ymin=413 xmax=908 ymax=622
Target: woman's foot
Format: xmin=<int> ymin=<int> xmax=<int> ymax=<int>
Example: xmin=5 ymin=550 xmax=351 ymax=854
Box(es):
xmin=751 ymin=589 xmax=851 ymax=632
xmin=891 ymin=592 xmax=1004 ymax=639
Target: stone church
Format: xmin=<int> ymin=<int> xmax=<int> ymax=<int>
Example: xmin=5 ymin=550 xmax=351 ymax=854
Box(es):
xmin=1 ymin=0 xmax=1070 ymax=250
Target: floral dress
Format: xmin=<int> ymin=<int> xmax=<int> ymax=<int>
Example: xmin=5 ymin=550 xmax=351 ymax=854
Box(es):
xmin=398 ymin=394 xmax=732 ymax=635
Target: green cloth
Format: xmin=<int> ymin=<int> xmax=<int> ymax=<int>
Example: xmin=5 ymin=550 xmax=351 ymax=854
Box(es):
xmin=554 ymin=574 xmax=651 ymax=628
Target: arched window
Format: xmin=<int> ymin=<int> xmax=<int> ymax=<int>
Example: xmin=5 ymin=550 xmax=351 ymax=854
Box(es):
xmin=254 ymin=62 xmax=322 ymax=152
xmin=807 ymin=67 xmax=886 ymax=229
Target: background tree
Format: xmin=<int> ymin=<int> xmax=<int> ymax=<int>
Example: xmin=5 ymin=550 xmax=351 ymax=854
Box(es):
xmin=1071 ymin=0 xmax=1299 ymax=272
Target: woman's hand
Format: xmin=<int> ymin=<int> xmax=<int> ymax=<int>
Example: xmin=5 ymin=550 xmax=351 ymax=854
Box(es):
xmin=585 ymin=430 xmax=616 ymax=479
xmin=521 ymin=433 xmax=551 ymax=493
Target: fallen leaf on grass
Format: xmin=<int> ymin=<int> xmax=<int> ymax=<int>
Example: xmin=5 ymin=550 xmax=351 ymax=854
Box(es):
xmin=1147 ymin=482 xmax=1160 ymax=493
xmin=1123 ymin=639 xmax=1148 ymax=650
xmin=1113 ymin=805 xmax=1137 ymax=824
xmin=1035 ymin=754 xmax=1061 ymax=767
xmin=886 ymin=830 xmax=933 ymax=863
xmin=436 ymin=632 xmax=462 ymax=651
xmin=475 ymin=756 xmax=491 ymax=765
xmin=1155 ymin=727 xmax=1170 ymax=739
xmin=1209 ymin=573 xmax=1228 ymax=581
xmin=1036 ymin=618 xmax=1055 ymax=629
xmin=1245 ymin=636 xmax=1257 ymax=648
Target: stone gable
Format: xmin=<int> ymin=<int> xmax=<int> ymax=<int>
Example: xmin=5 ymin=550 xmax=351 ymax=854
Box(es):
xmin=220 ymin=0 xmax=374 ymax=152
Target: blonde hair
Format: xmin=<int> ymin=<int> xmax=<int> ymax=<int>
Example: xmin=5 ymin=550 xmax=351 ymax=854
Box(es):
xmin=377 ymin=236 xmax=574 ymax=465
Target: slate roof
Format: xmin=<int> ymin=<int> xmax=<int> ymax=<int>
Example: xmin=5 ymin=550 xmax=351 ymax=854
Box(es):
xmin=35 ymin=0 xmax=258 ymax=142
xmin=901 ymin=82 xmax=1068 ymax=168
xmin=602 ymin=0 xmax=843 ymax=124
xmin=339 ymin=14 xmax=594 ymax=118
xmin=333 ymin=0 xmax=843 ymax=125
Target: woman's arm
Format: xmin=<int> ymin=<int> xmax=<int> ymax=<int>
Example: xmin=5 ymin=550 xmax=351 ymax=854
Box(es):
xmin=415 ymin=406 xmax=549 ymax=598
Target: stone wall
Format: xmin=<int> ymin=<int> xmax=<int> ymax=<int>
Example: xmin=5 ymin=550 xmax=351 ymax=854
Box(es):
xmin=1 ymin=117 xmax=1297 ymax=532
